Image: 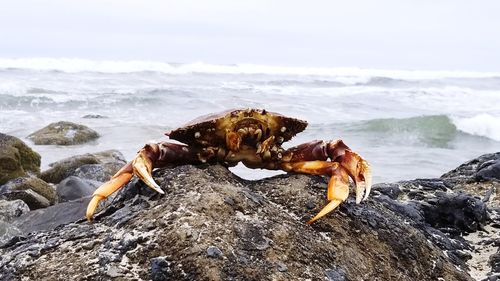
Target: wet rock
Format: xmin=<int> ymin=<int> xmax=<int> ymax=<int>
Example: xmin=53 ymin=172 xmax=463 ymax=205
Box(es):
xmin=476 ymin=160 xmax=500 ymax=181
xmin=12 ymin=197 xmax=91 ymax=233
xmin=82 ymin=114 xmax=108 ymax=119
xmin=28 ymin=121 xmax=99 ymax=145
xmin=0 ymin=200 xmax=29 ymax=222
xmin=41 ymin=150 xmax=126 ymax=184
xmin=420 ymin=192 xmax=487 ymax=233
xmin=56 ymin=176 xmax=100 ymax=202
xmin=0 ymin=176 xmax=57 ymax=208
xmin=0 ymin=133 xmax=41 ymax=185
xmin=442 ymin=152 xmax=500 ymax=183
xmin=72 ymin=163 xmax=124 ymax=183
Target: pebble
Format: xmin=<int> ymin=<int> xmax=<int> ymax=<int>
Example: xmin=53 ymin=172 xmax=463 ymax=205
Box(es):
xmin=206 ymin=245 xmax=223 ymax=258
xmin=150 ymin=256 xmax=171 ymax=281
xmin=277 ymin=261 xmax=288 ymax=272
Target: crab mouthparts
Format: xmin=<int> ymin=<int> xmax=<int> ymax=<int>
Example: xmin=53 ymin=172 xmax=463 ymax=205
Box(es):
xmin=238 ymin=127 xmax=263 ymax=143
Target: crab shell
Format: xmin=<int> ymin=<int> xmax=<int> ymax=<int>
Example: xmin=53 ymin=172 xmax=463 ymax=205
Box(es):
xmin=167 ymin=108 xmax=308 ymax=146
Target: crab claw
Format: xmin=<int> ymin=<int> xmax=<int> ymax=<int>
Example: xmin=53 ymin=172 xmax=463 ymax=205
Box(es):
xmin=133 ymin=152 xmax=164 ymax=194
xmin=307 ymin=165 xmax=350 ymax=224
xmin=292 ymin=146 xmax=372 ymax=224
xmin=341 ymin=150 xmax=372 ymax=204
xmin=86 ymin=146 xmax=165 ymax=221
xmin=86 ymin=162 xmax=134 ymax=221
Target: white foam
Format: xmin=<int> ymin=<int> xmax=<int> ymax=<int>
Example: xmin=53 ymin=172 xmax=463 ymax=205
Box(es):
xmin=1 ymin=57 xmax=499 ymax=79
xmin=452 ymin=114 xmax=500 ymax=141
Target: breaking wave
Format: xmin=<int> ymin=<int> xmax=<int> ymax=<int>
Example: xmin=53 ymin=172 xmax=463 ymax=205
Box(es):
xmin=453 ymin=114 xmax=500 ymax=141
xmin=1 ymin=57 xmax=499 ymax=80
xmin=345 ymin=114 xmax=500 ymax=147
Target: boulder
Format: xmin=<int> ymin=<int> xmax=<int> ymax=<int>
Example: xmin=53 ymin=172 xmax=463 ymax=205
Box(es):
xmin=0 ymin=133 xmax=41 ymax=185
xmin=0 ymin=200 xmax=29 ymax=222
xmin=442 ymin=152 xmax=500 ymax=183
xmin=57 ymin=176 xmax=100 ymax=202
xmin=0 ymin=176 xmax=57 ymax=209
xmin=0 ymin=221 xmax=22 ymax=248
xmin=0 ymin=189 xmax=50 ymax=210
xmin=41 ymin=150 xmax=126 ymax=184
xmin=476 ymin=159 xmax=500 ymax=181
xmin=28 ymin=121 xmax=99 ymax=145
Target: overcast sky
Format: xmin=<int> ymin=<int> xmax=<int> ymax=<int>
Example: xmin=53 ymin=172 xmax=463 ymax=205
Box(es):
xmin=1 ymin=0 xmax=499 ymax=71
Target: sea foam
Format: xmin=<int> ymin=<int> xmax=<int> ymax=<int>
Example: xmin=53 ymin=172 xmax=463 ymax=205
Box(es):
xmin=453 ymin=114 xmax=500 ymax=141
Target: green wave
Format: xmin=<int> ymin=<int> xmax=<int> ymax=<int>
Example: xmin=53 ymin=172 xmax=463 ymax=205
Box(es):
xmin=349 ymin=115 xmax=459 ymax=148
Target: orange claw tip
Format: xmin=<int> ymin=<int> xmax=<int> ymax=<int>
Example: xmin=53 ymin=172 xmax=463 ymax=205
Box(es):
xmin=86 ymin=196 xmax=101 ymax=222
xmin=306 ymin=199 xmax=342 ymax=225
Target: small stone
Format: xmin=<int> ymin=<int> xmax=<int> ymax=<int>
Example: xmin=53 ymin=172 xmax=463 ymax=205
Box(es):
xmin=306 ymin=201 xmax=316 ymax=210
xmin=207 ymin=245 xmax=223 ymax=258
xmin=106 ymin=265 xmax=124 ymax=278
xmin=151 ymin=256 xmax=171 ymax=281
xmin=277 ymin=261 xmax=288 ymax=272
xmin=325 ymin=267 xmax=347 ymax=281
xmin=224 ymin=197 xmax=235 ymax=206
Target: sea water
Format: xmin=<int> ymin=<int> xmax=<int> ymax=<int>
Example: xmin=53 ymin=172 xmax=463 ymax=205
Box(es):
xmin=1 ymin=58 xmax=499 ymax=183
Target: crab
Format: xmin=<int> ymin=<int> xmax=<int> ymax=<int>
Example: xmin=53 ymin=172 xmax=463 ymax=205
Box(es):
xmin=86 ymin=108 xmax=372 ymax=224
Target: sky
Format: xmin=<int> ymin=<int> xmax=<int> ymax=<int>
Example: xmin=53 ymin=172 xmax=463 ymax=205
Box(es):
xmin=1 ymin=0 xmax=499 ymax=71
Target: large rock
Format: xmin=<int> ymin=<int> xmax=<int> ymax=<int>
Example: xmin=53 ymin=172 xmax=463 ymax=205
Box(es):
xmin=0 ymin=200 xmax=29 ymax=222
xmin=56 ymin=176 xmax=100 ymax=202
xmin=28 ymin=121 xmax=99 ymax=145
xmin=41 ymin=150 xmax=127 ymax=184
xmin=0 ymin=176 xmax=57 ymax=209
xmin=442 ymin=152 xmax=500 ymax=183
xmin=0 ymin=163 xmax=480 ymax=280
xmin=0 ymin=133 xmax=41 ymax=185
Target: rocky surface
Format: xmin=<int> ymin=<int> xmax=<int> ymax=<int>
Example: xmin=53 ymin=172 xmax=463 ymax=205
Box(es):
xmin=28 ymin=121 xmax=100 ymax=145
xmin=0 ymin=152 xmax=498 ymax=280
xmin=0 ymin=133 xmax=41 ymax=185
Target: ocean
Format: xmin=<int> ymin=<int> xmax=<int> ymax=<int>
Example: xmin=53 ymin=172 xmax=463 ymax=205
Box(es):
xmin=1 ymin=58 xmax=499 ymax=183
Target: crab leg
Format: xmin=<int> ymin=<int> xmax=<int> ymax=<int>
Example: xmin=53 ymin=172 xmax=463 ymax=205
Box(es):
xmin=86 ymin=142 xmax=209 ymax=221
xmin=281 ymin=140 xmax=372 ymax=224
xmin=86 ymin=162 xmax=134 ymax=221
